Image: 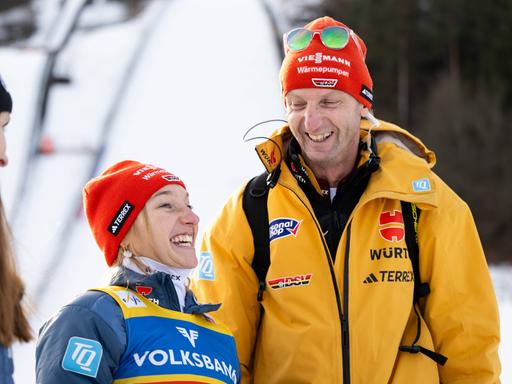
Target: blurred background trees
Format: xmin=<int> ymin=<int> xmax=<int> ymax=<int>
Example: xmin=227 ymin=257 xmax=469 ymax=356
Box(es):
xmin=300 ymin=0 xmax=512 ymax=263
xmin=0 ymin=0 xmax=34 ymax=44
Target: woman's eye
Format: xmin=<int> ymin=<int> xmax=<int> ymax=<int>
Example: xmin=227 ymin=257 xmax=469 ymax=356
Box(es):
xmin=187 ymin=204 xmax=194 ymax=210
xmin=160 ymin=203 xmax=174 ymax=209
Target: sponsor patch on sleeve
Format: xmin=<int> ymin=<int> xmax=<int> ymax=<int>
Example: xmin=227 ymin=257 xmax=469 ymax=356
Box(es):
xmin=412 ymin=178 xmax=431 ymax=192
xmin=62 ymin=337 xmax=103 ymax=378
xmin=197 ymin=251 xmax=215 ymax=280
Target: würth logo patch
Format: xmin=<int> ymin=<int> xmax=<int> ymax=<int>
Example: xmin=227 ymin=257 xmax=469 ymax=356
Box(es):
xmin=258 ymin=147 xmax=278 ymax=167
xmin=108 ymin=201 xmax=134 ymax=236
xmin=379 ymin=210 xmax=405 ymax=242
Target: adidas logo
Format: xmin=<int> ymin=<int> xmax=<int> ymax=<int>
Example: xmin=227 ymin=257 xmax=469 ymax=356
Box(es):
xmin=363 ymin=273 xmax=378 ymax=284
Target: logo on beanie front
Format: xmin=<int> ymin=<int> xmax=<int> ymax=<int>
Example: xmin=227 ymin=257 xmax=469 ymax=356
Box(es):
xmin=312 ymin=78 xmax=338 ymax=88
xmin=297 ymin=53 xmax=351 ymax=67
xmin=162 ymin=174 xmax=181 ymax=182
xmin=108 ymin=201 xmax=134 ymax=236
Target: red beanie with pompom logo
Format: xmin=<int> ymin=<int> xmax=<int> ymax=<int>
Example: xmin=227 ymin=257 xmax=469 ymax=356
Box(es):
xmin=280 ymin=16 xmax=373 ymax=108
xmin=83 ymin=160 xmax=186 ymax=266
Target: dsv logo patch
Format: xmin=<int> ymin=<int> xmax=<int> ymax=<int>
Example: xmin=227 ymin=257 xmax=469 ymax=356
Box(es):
xmin=269 ymin=218 xmax=301 ymax=242
xmin=312 ymin=78 xmax=338 ymax=87
xmin=268 ymin=273 xmax=313 ymax=290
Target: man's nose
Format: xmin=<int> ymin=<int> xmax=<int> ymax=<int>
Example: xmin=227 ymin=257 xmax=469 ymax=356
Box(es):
xmin=304 ymin=104 xmax=322 ymax=131
xmin=0 ymin=154 xmax=8 ymax=167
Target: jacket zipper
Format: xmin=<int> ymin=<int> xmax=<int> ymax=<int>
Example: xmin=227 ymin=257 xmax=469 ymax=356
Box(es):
xmin=283 ymin=185 xmax=350 ymax=383
xmin=342 ymin=224 xmax=351 ymax=384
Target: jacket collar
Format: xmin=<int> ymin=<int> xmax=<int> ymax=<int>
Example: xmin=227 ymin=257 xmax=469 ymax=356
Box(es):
xmin=110 ymin=267 xmax=220 ymax=315
xmin=254 ymin=119 xmax=438 ymax=208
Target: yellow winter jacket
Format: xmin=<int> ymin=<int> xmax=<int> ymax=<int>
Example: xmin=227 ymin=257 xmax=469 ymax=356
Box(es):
xmin=191 ymin=120 xmax=501 ymax=383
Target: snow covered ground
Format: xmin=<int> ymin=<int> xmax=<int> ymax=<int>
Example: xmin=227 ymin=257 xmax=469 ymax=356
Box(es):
xmin=0 ymin=0 xmax=510 ymax=382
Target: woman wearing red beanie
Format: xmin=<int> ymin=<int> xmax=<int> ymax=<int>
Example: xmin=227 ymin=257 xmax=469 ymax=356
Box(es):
xmin=0 ymin=75 xmax=33 ymax=383
xmin=35 ymin=160 xmax=240 ymax=384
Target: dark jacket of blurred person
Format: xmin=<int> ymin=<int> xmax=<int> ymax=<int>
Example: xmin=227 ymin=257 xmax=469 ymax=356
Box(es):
xmin=0 ymin=75 xmax=32 ymax=384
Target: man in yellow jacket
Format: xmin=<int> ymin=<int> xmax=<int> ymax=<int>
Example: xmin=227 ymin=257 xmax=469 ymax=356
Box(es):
xmin=191 ymin=16 xmax=501 ymax=383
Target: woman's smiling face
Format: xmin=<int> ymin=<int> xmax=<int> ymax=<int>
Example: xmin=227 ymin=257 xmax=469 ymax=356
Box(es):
xmin=122 ymin=184 xmax=199 ymax=268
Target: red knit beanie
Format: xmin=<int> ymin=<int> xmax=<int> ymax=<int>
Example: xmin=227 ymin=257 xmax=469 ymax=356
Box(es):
xmin=280 ymin=16 xmax=373 ymax=108
xmin=83 ymin=160 xmax=186 ymax=266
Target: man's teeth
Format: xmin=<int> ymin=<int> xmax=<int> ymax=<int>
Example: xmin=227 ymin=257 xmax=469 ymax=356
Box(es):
xmin=308 ymin=132 xmax=332 ymax=142
xmin=171 ymin=234 xmax=193 ymax=246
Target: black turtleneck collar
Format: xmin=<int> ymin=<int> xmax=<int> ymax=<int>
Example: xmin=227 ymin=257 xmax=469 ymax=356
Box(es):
xmin=284 ymin=136 xmax=380 ymax=260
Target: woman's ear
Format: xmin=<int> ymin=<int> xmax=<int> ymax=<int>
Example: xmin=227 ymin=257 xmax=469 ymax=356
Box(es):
xmin=120 ymin=244 xmax=133 ymax=259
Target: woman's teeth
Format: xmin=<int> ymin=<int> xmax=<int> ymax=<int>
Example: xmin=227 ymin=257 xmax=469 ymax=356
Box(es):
xmin=171 ymin=234 xmax=193 ymax=247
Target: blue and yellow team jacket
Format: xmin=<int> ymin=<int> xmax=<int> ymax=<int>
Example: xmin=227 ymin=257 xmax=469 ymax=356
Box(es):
xmin=36 ymin=267 xmax=240 ymax=384
xmin=100 ymin=286 xmax=239 ymax=384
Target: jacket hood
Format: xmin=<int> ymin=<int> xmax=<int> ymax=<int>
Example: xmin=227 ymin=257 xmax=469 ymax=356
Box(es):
xmin=254 ymin=119 xmax=435 ymax=173
xmin=254 ymin=118 xmax=438 ymax=207
xmin=364 ymin=119 xmax=436 ymax=167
